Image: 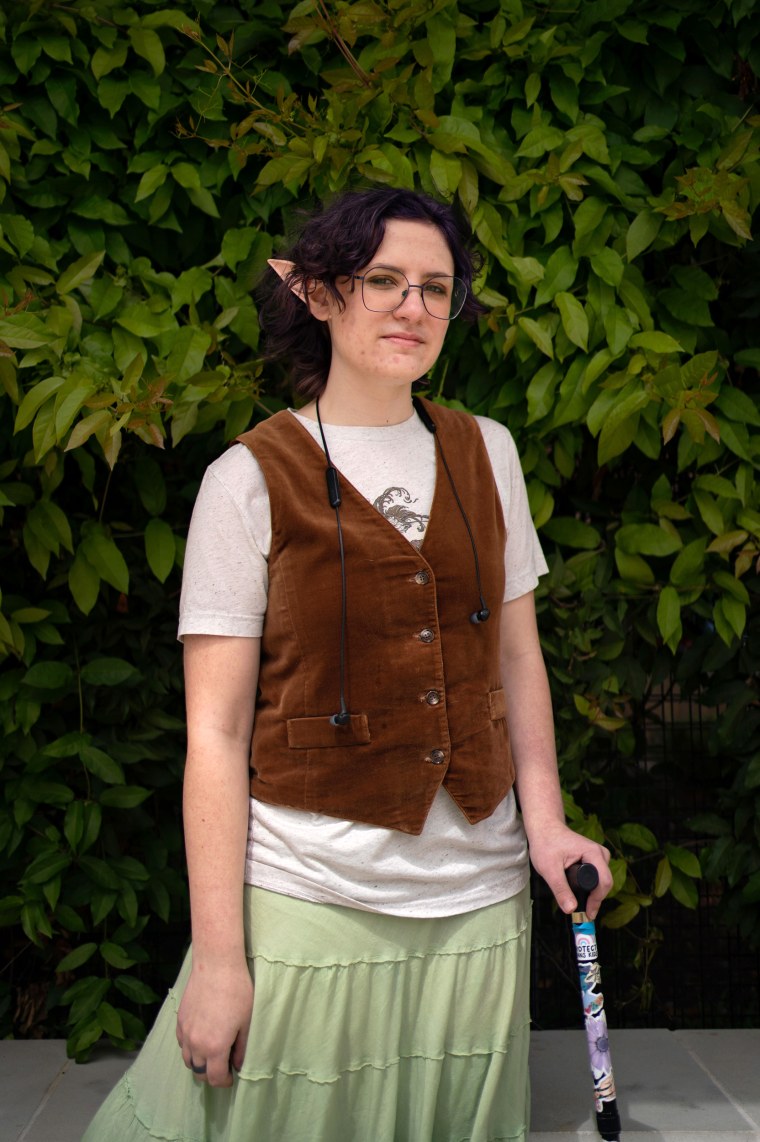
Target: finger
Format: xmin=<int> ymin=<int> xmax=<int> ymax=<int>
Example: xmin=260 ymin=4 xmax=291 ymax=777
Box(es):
xmin=230 ymin=1024 xmax=251 ymax=1074
xmin=544 ymin=871 xmax=578 ymax=915
xmin=206 ymin=1053 xmax=234 ymax=1088
xmin=190 ymin=1059 xmax=209 ymax=1083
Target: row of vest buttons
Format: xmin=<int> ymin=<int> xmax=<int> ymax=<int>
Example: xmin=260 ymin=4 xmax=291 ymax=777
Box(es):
xmin=415 ymin=570 xmax=443 ymax=763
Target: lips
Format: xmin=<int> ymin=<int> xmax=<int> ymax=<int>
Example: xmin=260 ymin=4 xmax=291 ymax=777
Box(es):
xmin=382 ymin=333 xmax=424 ymax=345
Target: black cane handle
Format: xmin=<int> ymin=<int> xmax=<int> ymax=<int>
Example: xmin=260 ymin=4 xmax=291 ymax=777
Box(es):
xmin=566 ymin=861 xmax=599 ymax=913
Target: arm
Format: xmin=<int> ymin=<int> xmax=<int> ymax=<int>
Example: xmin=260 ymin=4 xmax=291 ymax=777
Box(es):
xmin=175 ymin=633 xmax=260 ymax=1087
xmin=500 ymin=593 xmax=612 ymax=919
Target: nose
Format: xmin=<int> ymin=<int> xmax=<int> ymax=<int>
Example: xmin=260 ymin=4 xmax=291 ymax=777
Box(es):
xmin=394 ymin=284 xmax=427 ymax=317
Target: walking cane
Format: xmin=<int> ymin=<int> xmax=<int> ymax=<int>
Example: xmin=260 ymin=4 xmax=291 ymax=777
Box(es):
xmin=565 ymin=861 xmax=622 ymax=1141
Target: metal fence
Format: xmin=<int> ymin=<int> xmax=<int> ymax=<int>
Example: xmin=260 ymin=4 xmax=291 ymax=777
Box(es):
xmin=530 ymin=686 xmax=760 ymax=1030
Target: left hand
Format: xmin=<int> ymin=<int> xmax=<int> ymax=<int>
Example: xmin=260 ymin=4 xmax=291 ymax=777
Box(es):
xmin=527 ymin=823 xmax=612 ymax=919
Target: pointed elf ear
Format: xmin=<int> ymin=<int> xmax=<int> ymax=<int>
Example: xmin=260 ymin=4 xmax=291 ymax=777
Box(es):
xmin=267 ymin=258 xmax=306 ymax=302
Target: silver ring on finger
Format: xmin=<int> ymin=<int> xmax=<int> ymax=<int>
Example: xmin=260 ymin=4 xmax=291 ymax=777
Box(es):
xmin=191 ymin=1061 xmax=208 ymax=1075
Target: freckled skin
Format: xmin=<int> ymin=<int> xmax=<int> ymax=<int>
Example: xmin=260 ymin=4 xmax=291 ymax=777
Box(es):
xmin=305 ymin=219 xmax=454 ymax=425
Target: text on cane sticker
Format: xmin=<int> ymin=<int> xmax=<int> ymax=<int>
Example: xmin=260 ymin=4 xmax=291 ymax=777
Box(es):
xmin=574 ymin=932 xmax=597 ymax=961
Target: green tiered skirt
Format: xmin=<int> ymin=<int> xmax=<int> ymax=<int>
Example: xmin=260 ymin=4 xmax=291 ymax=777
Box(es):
xmin=83 ymin=884 xmax=531 ymax=1142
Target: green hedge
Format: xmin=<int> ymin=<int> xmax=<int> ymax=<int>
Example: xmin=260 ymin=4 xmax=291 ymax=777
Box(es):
xmin=1 ymin=0 xmax=758 ymax=1053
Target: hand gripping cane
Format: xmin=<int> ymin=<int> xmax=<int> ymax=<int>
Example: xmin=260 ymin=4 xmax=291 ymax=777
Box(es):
xmin=566 ymin=861 xmax=622 ymax=1141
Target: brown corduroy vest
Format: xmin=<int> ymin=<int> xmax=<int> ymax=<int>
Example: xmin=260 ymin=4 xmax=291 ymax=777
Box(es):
xmin=236 ymin=397 xmax=514 ymax=835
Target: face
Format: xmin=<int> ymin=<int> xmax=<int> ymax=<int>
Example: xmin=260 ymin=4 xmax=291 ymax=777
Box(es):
xmin=313 ymin=219 xmax=456 ymax=395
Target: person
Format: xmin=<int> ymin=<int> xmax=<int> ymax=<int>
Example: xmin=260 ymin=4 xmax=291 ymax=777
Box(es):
xmin=83 ymin=187 xmax=612 ymax=1142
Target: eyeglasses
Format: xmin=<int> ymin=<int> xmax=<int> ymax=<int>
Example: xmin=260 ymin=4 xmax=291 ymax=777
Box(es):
xmin=351 ymin=266 xmax=467 ymax=320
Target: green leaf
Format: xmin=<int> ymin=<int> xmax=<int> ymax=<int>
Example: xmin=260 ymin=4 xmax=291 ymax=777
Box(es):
xmin=629 ymin=331 xmax=683 ymax=354
xmin=115 ymin=304 xmax=177 ymax=340
xmin=713 ymin=570 xmax=750 ymax=604
xmin=555 ymin=292 xmax=589 ymax=351
xmin=22 ymin=850 xmax=71 ymax=885
xmin=614 ymin=548 xmax=655 ymax=584
xmin=535 ymin=247 xmax=578 ymax=306
xmin=626 ymin=211 xmax=662 ymax=261
xmin=715 ymin=387 xmax=760 ymax=427
xmin=618 ymin=823 xmax=658 ymax=852
xmin=15 ymin=376 xmax=65 ymax=433
xmin=142 ymin=10 xmax=201 ymax=33
xmin=430 ymin=150 xmax=462 ymax=197
xmin=114 ymin=975 xmax=159 ymax=1004
xmin=669 ymin=867 xmax=699 ymax=909
xmin=101 ymin=941 xmax=137 ymax=969
xmin=686 ymin=813 xmax=731 ymax=837
xmin=22 ymin=661 xmax=73 ymax=689
xmin=0 ymin=213 xmax=36 ymax=257
xmin=145 ymin=518 xmax=175 ymax=582
xmin=572 ymin=197 xmax=607 ymax=254
xmin=692 ymin=489 xmax=724 ymax=536
xmin=165 ymin=326 xmax=211 ymax=381
xmin=654 ymin=856 xmax=672 ymax=897
xmin=598 ymin=399 xmax=647 ymax=464
xmin=541 ymin=517 xmax=601 ymax=549
xmin=656 ymin=585 xmax=682 ymax=650
xmin=100 ymin=786 xmax=152 ymax=808
xmin=257 ymin=155 xmax=312 ymax=188
xmin=56 ymin=251 xmax=105 ymax=295
xmin=91 ymin=43 xmax=128 ymax=82
xmin=518 ymin=317 xmax=554 ymax=359
xmin=590 ymin=248 xmax=624 ymax=287
xmin=134 ymin=164 xmax=168 ymax=202
xmin=80 ymin=658 xmax=139 ymax=686
xmin=69 ymin=548 xmax=100 ymax=615
xmin=81 ymin=527 xmax=129 ymax=594
xmin=670 ymin=538 xmax=708 ymax=587
xmin=79 ymin=855 xmax=120 ymax=891
xmin=133 ymin=457 xmax=167 ymax=516
xmin=664 ymin=844 xmax=702 ymax=879
xmin=603 ymin=306 xmax=634 ymax=355
xmin=128 ymin=27 xmax=166 ymax=76
xmin=515 ymin=124 xmax=565 ymax=159
xmin=97 ymin=1001 xmax=125 ymax=1038
xmin=603 ymin=901 xmax=640 ymax=928
xmin=525 ymin=362 xmax=558 ymax=424
xmin=57 ymin=943 xmax=98 ymax=972
xmin=80 ymin=745 xmax=125 ymax=785
xmin=616 ymin=523 xmax=682 ymax=557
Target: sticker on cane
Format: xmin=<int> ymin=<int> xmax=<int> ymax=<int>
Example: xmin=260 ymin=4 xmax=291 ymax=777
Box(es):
xmin=574 ymin=921 xmax=598 ymax=962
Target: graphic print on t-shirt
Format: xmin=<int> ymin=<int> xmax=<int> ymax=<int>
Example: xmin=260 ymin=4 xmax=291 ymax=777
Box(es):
xmin=373 ymin=486 xmax=429 ymax=549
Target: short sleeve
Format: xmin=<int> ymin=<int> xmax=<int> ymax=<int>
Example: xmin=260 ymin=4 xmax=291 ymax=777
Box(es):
xmin=474 ymin=416 xmax=549 ymax=602
xmin=178 ymin=444 xmax=271 ymax=640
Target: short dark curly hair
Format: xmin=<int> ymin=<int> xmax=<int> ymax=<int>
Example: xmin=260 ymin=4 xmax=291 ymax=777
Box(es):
xmin=258 ymin=188 xmax=485 ymax=399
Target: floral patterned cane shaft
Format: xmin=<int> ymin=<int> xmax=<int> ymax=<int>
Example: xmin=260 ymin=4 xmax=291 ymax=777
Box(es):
xmin=573 ymin=918 xmax=617 ymax=1111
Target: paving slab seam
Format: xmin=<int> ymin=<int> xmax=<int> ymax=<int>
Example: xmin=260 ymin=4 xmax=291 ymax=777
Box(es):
xmin=677 ymin=1037 xmax=760 ymax=1133
xmin=14 ymin=1058 xmax=71 ymax=1142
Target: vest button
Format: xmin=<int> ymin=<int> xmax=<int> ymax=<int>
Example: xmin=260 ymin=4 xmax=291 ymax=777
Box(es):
xmin=414 ymin=570 xmax=430 ymax=585
xmin=429 ymin=749 xmax=446 ymax=765
xmin=425 ymin=689 xmax=441 ymax=706
xmin=419 ymin=628 xmax=435 ymax=643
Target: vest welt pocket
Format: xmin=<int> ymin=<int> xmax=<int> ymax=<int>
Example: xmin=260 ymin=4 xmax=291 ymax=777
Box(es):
xmin=488 ymin=688 xmax=507 ymax=721
xmin=287 ymin=714 xmax=371 ymax=748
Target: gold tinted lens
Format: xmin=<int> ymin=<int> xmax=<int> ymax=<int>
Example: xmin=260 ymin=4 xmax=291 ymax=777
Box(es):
xmin=361 ymin=268 xmax=406 ymax=311
xmin=422 ymin=277 xmax=466 ymax=318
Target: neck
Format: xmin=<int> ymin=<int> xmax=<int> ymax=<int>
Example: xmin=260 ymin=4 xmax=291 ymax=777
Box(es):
xmin=301 ymin=384 xmax=415 ymax=427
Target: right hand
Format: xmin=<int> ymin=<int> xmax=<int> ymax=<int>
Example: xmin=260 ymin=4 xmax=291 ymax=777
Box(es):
xmin=176 ymin=959 xmax=254 ymax=1088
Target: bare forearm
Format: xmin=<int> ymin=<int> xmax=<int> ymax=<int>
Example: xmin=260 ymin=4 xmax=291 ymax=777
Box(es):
xmin=183 ymin=734 xmax=251 ymax=966
xmin=182 ymin=634 xmax=260 ymax=966
xmin=501 ymin=642 xmax=565 ymax=837
xmin=499 ymin=595 xmax=612 ymax=916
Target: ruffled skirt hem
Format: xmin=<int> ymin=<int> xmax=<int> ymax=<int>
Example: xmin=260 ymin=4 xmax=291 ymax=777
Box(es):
xmin=83 ymin=886 xmax=531 ymax=1142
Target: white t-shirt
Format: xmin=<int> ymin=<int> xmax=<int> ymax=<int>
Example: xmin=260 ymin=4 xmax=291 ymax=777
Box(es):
xmin=179 ymin=408 xmax=548 ymax=917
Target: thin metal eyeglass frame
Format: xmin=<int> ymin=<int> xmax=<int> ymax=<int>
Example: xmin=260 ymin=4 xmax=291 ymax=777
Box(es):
xmin=350 ymin=269 xmax=467 ymax=320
